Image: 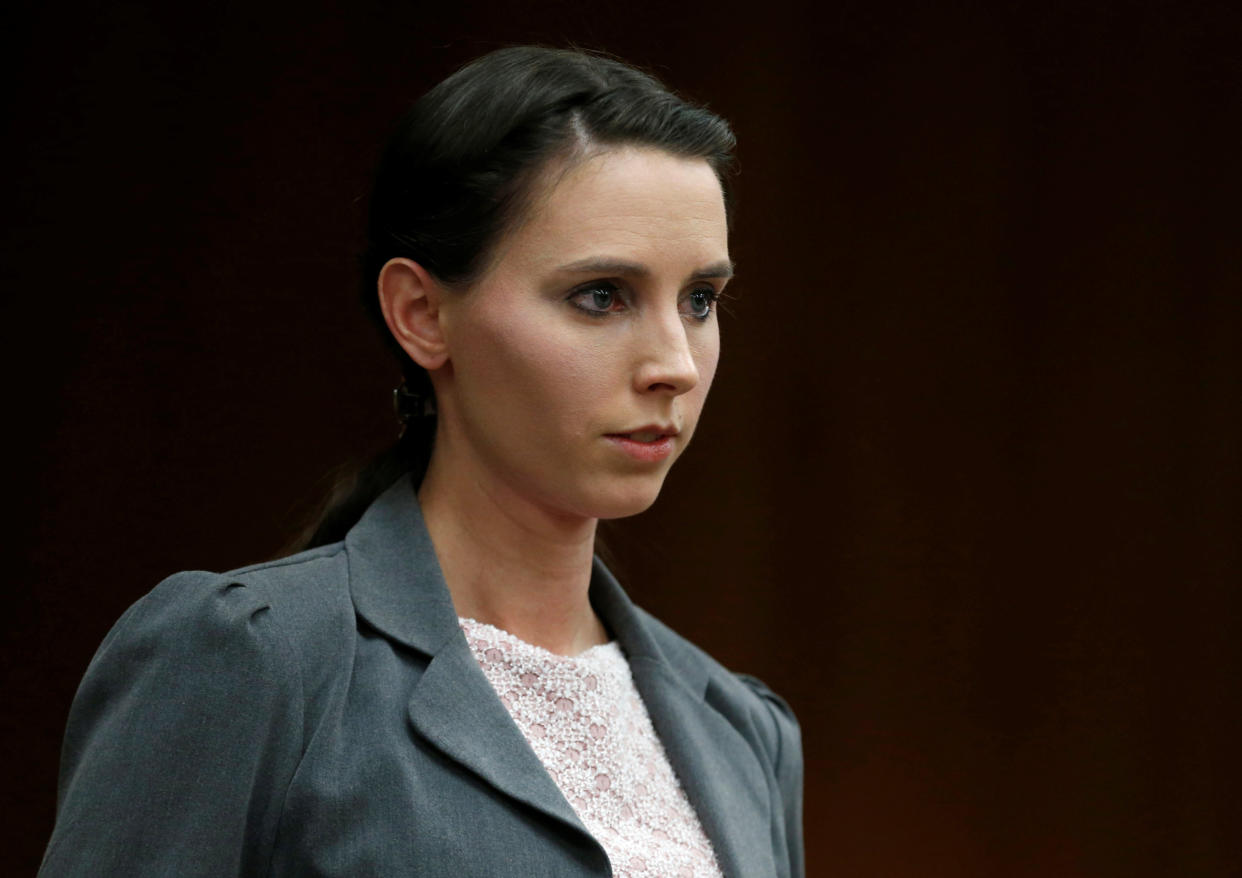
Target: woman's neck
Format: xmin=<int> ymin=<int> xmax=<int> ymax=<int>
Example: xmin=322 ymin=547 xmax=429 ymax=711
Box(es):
xmin=416 ymin=449 xmax=610 ymax=657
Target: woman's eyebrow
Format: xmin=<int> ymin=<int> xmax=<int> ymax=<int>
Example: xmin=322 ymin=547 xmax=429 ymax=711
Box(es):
xmin=555 ymin=257 xmax=735 ymax=281
xmin=691 ymin=260 xmax=735 ymax=281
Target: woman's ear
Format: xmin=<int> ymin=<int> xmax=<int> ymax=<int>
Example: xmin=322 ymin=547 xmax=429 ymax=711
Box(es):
xmin=377 ymin=258 xmax=449 ymax=370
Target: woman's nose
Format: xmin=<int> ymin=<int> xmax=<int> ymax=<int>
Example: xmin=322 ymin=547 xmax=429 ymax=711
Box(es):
xmin=633 ymin=309 xmax=700 ymax=395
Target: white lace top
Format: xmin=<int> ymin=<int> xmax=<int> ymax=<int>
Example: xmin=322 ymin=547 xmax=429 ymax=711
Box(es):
xmin=459 ymin=617 xmax=723 ymax=878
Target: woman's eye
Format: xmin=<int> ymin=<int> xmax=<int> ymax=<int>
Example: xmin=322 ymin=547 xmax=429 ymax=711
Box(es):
xmin=569 ymin=282 xmax=624 ymax=316
xmin=683 ymin=287 xmax=719 ymax=320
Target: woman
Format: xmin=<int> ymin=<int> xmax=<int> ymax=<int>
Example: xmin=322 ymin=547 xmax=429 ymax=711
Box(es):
xmin=40 ymin=47 xmax=804 ymax=877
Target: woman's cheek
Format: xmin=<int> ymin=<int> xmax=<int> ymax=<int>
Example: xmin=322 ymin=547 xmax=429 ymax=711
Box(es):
xmin=693 ymin=331 xmax=722 ymax=395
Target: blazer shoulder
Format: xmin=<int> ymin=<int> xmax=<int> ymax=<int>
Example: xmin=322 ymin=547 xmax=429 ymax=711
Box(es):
xmin=218 ymin=542 xmax=358 ymax=703
xmin=113 ymin=542 xmax=359 ymax=719
xmin=103 ymin=567 xmax=303 ymax=671
xmin=46 ymin=567 xmax=312 ymax=876
xmin=224 ymin=539 xmax=349 ymax=592
xmin=633 ymin=606 xmax=802 ymax=750
xmin=127 ymin=540 xmax=351 ymax=624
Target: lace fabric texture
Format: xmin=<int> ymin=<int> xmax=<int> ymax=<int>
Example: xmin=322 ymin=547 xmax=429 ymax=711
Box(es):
xmin=459 ymin=617 xmax=723 ymax=878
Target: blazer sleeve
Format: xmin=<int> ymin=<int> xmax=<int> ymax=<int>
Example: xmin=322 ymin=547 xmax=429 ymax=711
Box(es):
xmin=737 ymin=673 xmax=805 ymax=878
xmin=39 ymin=571 xmax=305 ymax=877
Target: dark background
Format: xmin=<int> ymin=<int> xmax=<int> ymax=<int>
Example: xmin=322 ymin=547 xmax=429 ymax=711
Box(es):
xmin=4 ymin=0 xmax=1239 ymax=875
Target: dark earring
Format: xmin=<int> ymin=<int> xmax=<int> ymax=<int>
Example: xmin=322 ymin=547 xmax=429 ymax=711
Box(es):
xmin=393 ymin=381 xmax=436 ymax=436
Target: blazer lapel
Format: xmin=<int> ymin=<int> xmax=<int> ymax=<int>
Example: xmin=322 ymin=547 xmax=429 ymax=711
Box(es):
xmin=590 ymin=562 xmax=776 ymax=878
xmin=346 ymin=476 xmax=597 ymax=848
xmin=405 ymin=636 xmax=593 ymax=837
xmin=347 ymin=476 xmax=774 ymax=876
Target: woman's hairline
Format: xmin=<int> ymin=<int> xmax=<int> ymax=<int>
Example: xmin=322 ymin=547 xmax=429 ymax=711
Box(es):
xmin=449 ymin=128 xmax=727 ymax=291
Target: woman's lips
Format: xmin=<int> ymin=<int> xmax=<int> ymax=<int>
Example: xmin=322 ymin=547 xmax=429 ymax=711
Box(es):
xmin=604 ymin=431 xmax=676 ymax=463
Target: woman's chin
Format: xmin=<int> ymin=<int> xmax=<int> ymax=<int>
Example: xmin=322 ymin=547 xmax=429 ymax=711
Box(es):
xmin=516 ymin=464 xmax=674 ymax=522
xmin=585 ymin=480 xmax=668 ymax=520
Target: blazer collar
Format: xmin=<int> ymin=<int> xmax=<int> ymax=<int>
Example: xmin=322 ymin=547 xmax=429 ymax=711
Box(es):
xmin=345 ymin=475 xmax=773 ymax=877
xmin=345 ymin=474 xmax=460 ymax=656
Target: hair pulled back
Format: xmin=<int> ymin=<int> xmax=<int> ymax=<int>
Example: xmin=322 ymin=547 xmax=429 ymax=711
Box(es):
xmin=300 ymin=46 xmax=736 ymax=550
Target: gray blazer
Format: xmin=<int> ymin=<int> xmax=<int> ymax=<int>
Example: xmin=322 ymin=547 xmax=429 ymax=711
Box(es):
xmin=41 ymin=475 xmax=804 ymax=877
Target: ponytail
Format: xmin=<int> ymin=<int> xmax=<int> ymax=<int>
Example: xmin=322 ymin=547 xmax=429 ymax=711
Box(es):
xmin=290 ymin=368 xmax=435 ymax=552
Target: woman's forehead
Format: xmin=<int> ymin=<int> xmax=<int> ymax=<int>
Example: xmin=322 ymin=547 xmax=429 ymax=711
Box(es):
xmin=506 ymin=147 xmax=729 ymax=274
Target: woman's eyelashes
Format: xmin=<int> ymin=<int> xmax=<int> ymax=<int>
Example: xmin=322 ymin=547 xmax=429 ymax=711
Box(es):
xmin=683 ymin=286 xmax=720 ymax=320
xmin=569 ymin=281 xmax=626 ymax=317
xmin=567 ymin=281 xmax=721 ymax=321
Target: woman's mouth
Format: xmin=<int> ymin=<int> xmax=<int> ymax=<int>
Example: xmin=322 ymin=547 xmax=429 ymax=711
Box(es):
xmin=604 ymin=427 xmax=677 ymax=463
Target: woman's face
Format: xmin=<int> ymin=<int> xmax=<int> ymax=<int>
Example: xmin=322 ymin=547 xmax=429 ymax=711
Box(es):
xmin=433 ymin=146 xmax=731 ymax=521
